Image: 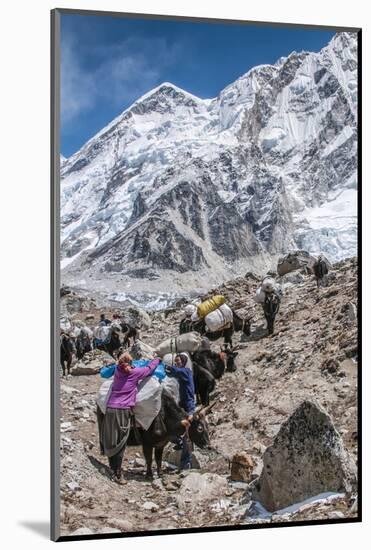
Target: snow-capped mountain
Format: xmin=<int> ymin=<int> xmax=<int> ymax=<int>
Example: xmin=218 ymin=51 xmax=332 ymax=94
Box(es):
xmin=60 ymin=32 xmax=358 ymax=303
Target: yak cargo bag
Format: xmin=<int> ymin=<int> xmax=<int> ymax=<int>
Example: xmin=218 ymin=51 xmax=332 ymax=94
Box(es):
xmin=205 ymin=303 xmax=233 ymax=332
xmin=132 ymin=359 xmax=166 ymax=381
xmin=96 ymin=374 xmax=162 ymax=430
xmin=99 ymin=360 xmax=166 ymax=381
xmin=134 ymin=376 xmax=163 ymax=430
xmin=94 ymin=325 xmax=111 ymax=341
xmin=197 ymin=295 xmax=225 ymax=319
xmin=254 ymin=286 xmax=266 ymax=304
xmin=261 ymin=277 xmax=276 ymax=293
xmin=161 ymin=377 xmax=180 ymax=404
xmin=96 ymin=379 xmax=114 ymax=414
xmin=156 ymin=332 xmax=202 ymax=356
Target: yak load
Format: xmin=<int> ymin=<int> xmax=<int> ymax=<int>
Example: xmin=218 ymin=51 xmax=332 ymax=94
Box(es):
xmin=180 ymin=295 xmax=250 ymax=347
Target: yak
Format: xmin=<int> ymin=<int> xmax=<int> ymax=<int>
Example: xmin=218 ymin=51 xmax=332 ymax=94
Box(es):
xmin=97 ymin=390 xmax=211 ymax=479
xmin=192 ymin=362 xmax=216 ymax=406
xmin=60 ymin=333 xmax=75 ymax=376
xmin=184 ymin=310 xmax=250 ymax=347
xmin=192 ymin=348 xmax=238 ymax=377
xmin=120 ymin=323 xmax=139 ymax=348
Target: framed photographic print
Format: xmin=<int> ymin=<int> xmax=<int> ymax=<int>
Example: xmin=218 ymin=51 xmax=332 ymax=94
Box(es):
xmin=51 ymin=7 xmax=361 ymax=542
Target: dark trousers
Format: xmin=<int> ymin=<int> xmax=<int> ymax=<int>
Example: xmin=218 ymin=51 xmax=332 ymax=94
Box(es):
xmin=108 ymin=449 xmax=125 ymax=474
xmin=180 ymin=433 xmax=192 ymax=470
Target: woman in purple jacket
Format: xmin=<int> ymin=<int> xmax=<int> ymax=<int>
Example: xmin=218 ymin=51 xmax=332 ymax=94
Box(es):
xmin=99 ymin=352 xmax=160 ymax=483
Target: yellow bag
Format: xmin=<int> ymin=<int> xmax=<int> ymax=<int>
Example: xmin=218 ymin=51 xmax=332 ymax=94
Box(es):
xmin=197 ymin=295 xmax=226 ymax=318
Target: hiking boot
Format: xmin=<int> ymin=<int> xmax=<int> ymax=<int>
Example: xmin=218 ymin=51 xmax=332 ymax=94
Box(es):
xmin=110 ymin=471 xmax=126 ymax=485
xmin=114 ymin=476 xmax=127 ymax=485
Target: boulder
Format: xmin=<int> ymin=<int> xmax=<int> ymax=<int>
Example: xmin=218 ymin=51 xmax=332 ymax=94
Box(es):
xmin=121 ymin=306 xmax=151 ymax=330
xmin=176 ymin=472 xmax=228 ymax=509
xmin=71 ymin=350 xmax=113 ymax=376
xmin=279 ymin=272 xmax=305 ymax=285
xmin=108 ymin=518 xmax=134 ymax=532
xmin=163 ymin=446 xmax=201 ymax=469
xmin=230 ymin=452 xmax=255 ymax=482
xmin=60 ymin=292 xmax=96 ymax=316
xmin=277 ymin=251 xmax=316 ymax=276
xmin=253 ymin=400 xmax=357 ymax=512
xmin=130 ymin=339 xmax=155 ymax=360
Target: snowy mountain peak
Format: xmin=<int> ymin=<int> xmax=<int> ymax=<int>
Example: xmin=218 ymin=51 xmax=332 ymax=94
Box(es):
xmin=130 ymin=81 xmax=204 ymax=116
xmin=60 ymin=32 xmax=358 ymax=302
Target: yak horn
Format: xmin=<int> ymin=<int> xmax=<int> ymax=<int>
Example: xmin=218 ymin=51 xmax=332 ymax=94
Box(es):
xmin=199 ymin=400 xmax=218 ymax=415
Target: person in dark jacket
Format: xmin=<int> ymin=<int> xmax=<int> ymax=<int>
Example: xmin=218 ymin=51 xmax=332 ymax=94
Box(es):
xmin=99 ymin=313 xmax=111 ymax=327
xmin=165 ymin=353 xmax=195 ymax=470
xmin=313 ymin=255 xmax=329 ymax=288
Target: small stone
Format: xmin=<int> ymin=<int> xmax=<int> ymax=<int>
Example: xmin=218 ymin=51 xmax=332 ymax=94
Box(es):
xmin=108 ymin=519 xmax=133 ymax=532
xmin=152 ymin=478 xmax=163 ymax=490
xmin=70 ymin=527 xmax=95 ymax=535
xmin=67 ymin=481 xmax=81 ymax=492
xmin=230 ymin=452 xmax=255 ymax=482
xmin=142 ymin=501 xmax=159 ymax=512
xmin=327 ymin=511 xmax=345 ymax=519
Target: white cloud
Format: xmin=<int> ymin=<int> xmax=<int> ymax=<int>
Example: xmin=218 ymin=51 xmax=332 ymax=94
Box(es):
xmin=61 ymin=36 xmax=97 ymax=125
xmin=61 ymin=33 xmax=183 ymax=128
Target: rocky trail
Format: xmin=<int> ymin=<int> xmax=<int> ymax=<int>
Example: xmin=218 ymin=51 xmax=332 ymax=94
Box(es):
xmin=59 ymin=257 xmax=358 ymax=536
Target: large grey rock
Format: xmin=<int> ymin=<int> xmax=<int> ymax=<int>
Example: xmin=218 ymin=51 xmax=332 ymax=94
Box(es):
xmin=277 ymin=251 xmax=316 ymax=276
xmin=60 ymin=292 xmax=96 ymax=316
xmin=163 ymin=447 xmax=201 ymax=469
xmin=121 ymin=306 xmax=151 ymax=330
xmin=253 ymin=400 xmax=357 ymax=512
xmin=71 ymin=350 xmax=113 ymax=376
xmin=130 ymin=339 xmax=155 ymax=360
xmin=279 ymin=271 xmax=305 ymax=285
xmin=108 ymin=518 xmax=134 ymax=532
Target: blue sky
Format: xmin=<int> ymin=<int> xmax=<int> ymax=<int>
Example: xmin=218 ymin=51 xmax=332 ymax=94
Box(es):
xmin=61 ymin=13 xmax=335 ymax=157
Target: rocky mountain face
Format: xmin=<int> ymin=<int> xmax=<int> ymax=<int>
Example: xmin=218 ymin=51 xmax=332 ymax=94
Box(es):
xmin=59 ymin=257 xmax=358 ymax=535
xmin=60 ymin=32 xmax=358 ymax=305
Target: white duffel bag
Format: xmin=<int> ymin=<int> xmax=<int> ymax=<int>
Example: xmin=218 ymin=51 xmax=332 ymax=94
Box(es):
xmin=96 ymin=375 xmax=162 ymax=430
xmin=205 ymin=304 xmax=233 ymax=332
xmin=191 ymin=310 xmax=200 ymax=322
xmin=156 ymin=332 xmax=202 ymax=356
xmin=254 ymin=286 xmax=266 ymax=304
xmin=96 ymin=379 xmax=114 ymax=415
xmin=162 ymin=377 xmax=180 ymax=405
xmin=261 ymin=277 xmax=276 ymax=293
xmin=133 ymin=376 xmax=163 ymax=430
xmin=94 ymin=325 xmax=111 ymax=341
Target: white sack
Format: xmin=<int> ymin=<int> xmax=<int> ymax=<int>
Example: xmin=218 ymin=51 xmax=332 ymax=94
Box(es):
xmin=205 ymin=304 xmax=233 ymax=332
